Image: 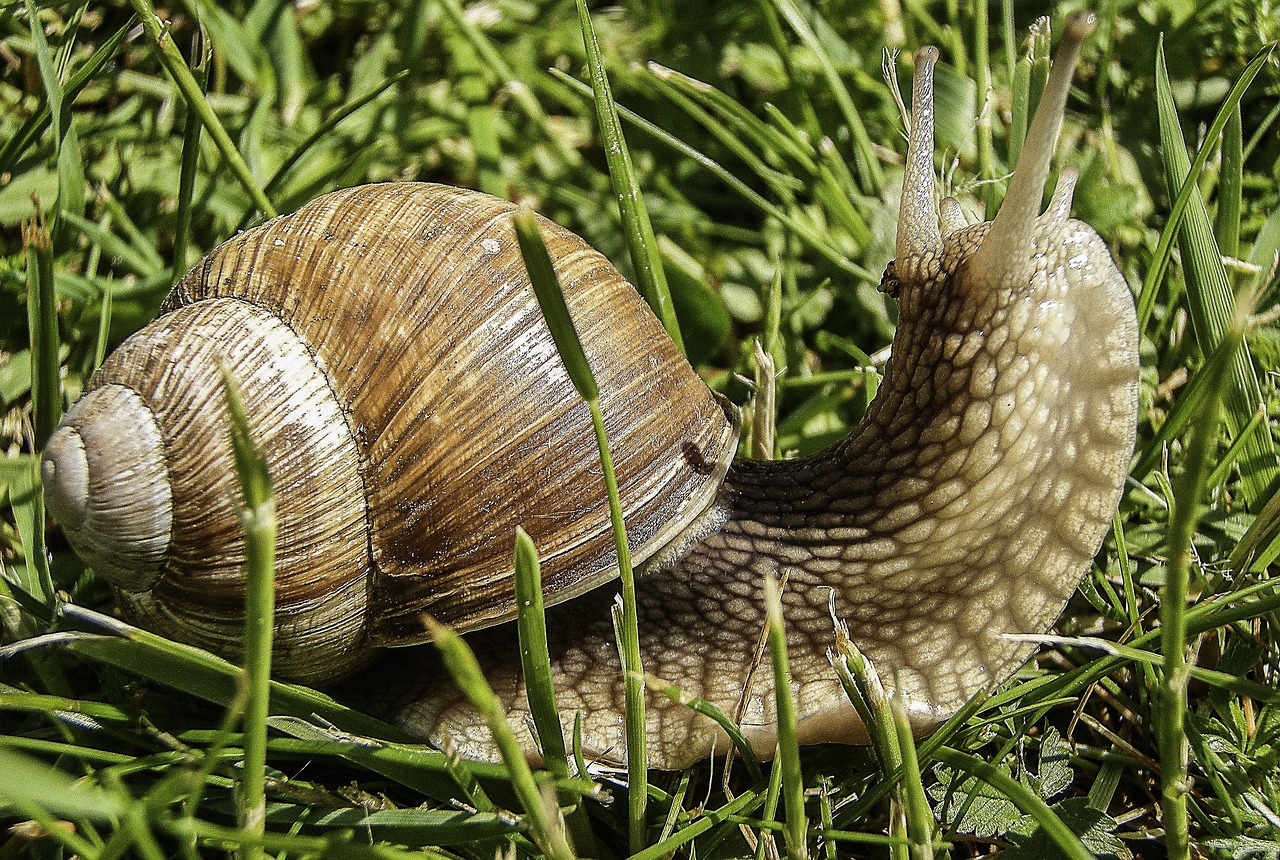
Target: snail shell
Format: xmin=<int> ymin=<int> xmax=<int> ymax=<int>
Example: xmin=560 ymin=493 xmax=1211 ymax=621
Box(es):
xmin=42 ymin=184 xmax=737 ymax=682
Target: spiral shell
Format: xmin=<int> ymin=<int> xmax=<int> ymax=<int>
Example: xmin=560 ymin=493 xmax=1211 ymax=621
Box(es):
xmin=42 ymin=183 xmax=738 ymax=681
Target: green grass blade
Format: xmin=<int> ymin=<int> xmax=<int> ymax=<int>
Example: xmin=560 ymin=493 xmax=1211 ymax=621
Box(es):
xmin=260 ymin=71 xmax=407 ymax=205
xmin=0 ymin=747 xmax=122 ymax=834
xmin=92 ymin=266 xmax=114 ymax=373
xmin=647 ymin=62 xmax=817 ymax=176
xmin=829 ymin=624 xmax=899 ymax=776
xmin=513 ymin=527 xmax=597 ymax=855
xmin=173 ymin=26 xmax=209 ymax=283
xmin=932 ymin=747 xmax=1094 ymax=860
xmin=769 ymin=0 xmax=883 ymax=193
xmin=576 ymin=0 xmax=684 ymax=354
xmin=24 ymin=211 xmax=60 ymax=449
xmin=513 ymin=528 xmax=568 ymax=774
xmin=753 ymin=0 xmax=822 ymax=138
xmin=549 ymin=70 xmax=872 ymax=281
xmin=434 ymin=0 xmax=580 ymax=167
xmin=890 ymin=696 xmax=934 ymax=859
xmin=1153 ymin=39 xmax=1278 ymax=508
xmin=645 ymin=64 xmax=804 ymax=199
xmin=449 ymin=21 xmax=503 ymax=197
xmin=0 ymin=21 xmax=130 ymax=175
xmin=763 ymin=574 xmax=808 ymax=860
xmin=1230 ymin=481 xmax=1280 ymax=574
xmin=5 ymin=458 xmax=55 ymax=611
xmin=1157 ymin=307 xmax=1247 ymax=860
xmin=124 ymin=0 xmax=277 ymax=219
xmin=1215 ymin=105 xmax=1243 ymax=260
xmin=971 ymin=0 xmax=995 ymax=217
xmin=829 ymin=626 xmax=908 ymax=859
xmin=755 ymin=735 xmax=785 ymax=860
xmin=1137 ymin=43 xmax=1273 ymax=334
xmin=427 ymin=619 xmax=575 ymax=860
xmin=626 ymin=791 xmax=764 ymax=860
xmin=25 ymin=0 xmax=64 ymax=148
xmin=750 ymin=340 xmax=778 ymax=460
xmin=514 ymin=204 xmax=646 ymax=852
xmin=512 ymin=208 xmax=597 ymax=402
xmin=219 ymin=368 xmax=276 ymax=860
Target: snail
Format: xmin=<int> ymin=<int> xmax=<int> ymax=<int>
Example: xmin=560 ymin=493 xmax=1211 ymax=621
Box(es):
xmin=41 ymin=13 xmax=1138 ymax=770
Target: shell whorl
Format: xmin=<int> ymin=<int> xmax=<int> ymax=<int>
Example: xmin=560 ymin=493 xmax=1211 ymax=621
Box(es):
xmin=48 ymin=298 xmax=372 ymax=680
xmin=43 ymin=385 xmax=172 ymax=592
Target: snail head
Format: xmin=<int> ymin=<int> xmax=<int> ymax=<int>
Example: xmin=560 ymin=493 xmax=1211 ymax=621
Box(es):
xmin=887 ymin=12 xmax=1099 ymax=328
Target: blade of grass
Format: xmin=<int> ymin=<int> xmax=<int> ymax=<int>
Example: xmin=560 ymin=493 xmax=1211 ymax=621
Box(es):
xmin=93 ymin=273 xmax=114 ymax=373
xmin=890 ymin=695 xmax=934 ymax=859
xmin=434 ymin=0 xmax=581 ymax=167
xmin=427 ymin=618 xmax=575 ymax=860
xmin=576 ymin=0 xmax=683 ymax=355
xmin=754 ymin=0 xmax=822 ymax=139
xmin=646 ymin=62 xmax=817 ymax=176
xmin=258 ymin=71 xmax=407 ymax=206
xmin=770 ymin=0 xmax=883 ymax=194
xmin=513 ymin=206 xmax=647 ymax=853
xmin=174 ymin=27 xmax=210 ymax=283
xmin=24 ymin=208 xmax=60 ymax=450
xmin=1215 ymin=105 xmax=1242 ymax=260
xmin=645 ymin=64 xmax=805 ymax=199
xmin=971 ymin=0 xmax=995 ymax=217
xmin=0 ymin=21 xmax=131 ymax=175
xmin=1153 ymin=39 xmax=1278 ymax=509
xmin=513 ymin=528 xmax=569 ymax=773
xmin=932 ymin=747 xmax=1093 ymax=860
xmin=1011 ymin=17 xmax=1052 ymax=170
xmin=751 ymin=340 xmax=778 ymax=460
xmin=218 ymin=370 xmax=277 ymax=860
xmin=26 ymin=0 xmax=64 ymax=149
xmin=124 ymin=0 xmax=277 ymax=219
xmin=828 ymin=623 xmax=907 ymax=860
xmin=513 ymin=528 xmax=598 ymax=857
xmin=1229 ymin=481 xmax=1280 ymax=574
xmin=447 ymin=18 xmax=504 ymax=197
xmin=763 ymin=574 xmax=808 ymax=860
xmin=550 ymin=70 xmax=873 ymax=281
xmin=6 ymin=462 xmax=55 ymax=614
xmin=1156 ymin=304 xmax=1248 ymax=860
xmin=1137 ymin=43 xmax=1273 ymax=333
xmin=754 ymin=723 xmax=785 ymax=860
xmin=26 ymin=0 xmax=88 ymax=248
xmin=627 ymin=790 xmax=764 ymax=860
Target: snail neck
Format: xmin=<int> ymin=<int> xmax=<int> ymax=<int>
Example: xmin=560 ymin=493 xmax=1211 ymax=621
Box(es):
xmin=653 ymin=260 xmax=1135 ymax=722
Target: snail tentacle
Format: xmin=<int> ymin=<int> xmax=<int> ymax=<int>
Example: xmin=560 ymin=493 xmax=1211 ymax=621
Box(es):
xmin=895 ymin=46 xmax=942 ymax=283
xmin=969 ymin=11 xmax=1096 ymax=285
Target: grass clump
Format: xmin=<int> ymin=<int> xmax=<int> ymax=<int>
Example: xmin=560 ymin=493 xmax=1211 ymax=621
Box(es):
xmin=3 ymin=1 xmax=1280 ymax=858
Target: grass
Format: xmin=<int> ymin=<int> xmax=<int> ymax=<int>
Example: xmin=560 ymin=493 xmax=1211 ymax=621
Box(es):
xmin=3 ymin=0 xmax=1280 ymax=857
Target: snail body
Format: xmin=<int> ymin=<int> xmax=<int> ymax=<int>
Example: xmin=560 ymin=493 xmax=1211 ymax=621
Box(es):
xmin=42 ymin=16 xmax=1138 ymax=769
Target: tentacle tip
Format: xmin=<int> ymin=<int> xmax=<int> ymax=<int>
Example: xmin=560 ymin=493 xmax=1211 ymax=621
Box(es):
xmin=939 ymin=197 xmax=966 ymax=236
xmin=1044 ymin=167 xmax=1081 ymax=223
xmin=1063 ymin=11 xmax=1098 ymax=45
xmin=914 ymin=45 xmax=939 ymax=67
